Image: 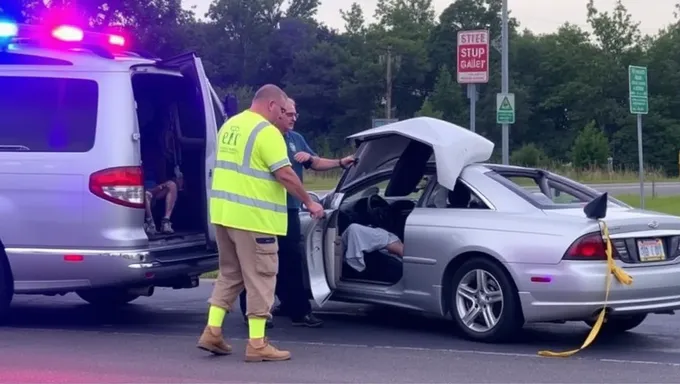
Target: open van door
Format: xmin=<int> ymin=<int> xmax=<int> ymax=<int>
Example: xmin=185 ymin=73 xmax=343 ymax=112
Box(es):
xmin=157 ymin=52 xmax=217 ymax=249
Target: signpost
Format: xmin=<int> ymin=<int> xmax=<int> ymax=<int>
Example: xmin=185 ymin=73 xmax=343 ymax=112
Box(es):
xmin=456 ymin=29 xmax=489 ymax=133
xmin=372 ymin=118 xmax=398 ymax=128
xmin=628 ymin=65 xmax=649 ymax=209
xmin=496 ymin=93 xmax=515 ymax=124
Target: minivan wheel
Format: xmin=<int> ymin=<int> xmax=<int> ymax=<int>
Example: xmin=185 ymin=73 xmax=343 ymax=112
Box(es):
xmin=0 ymin=255 xmax=12 ymax=322
xmin=76 ymin=289 xmax=140 ymax=306
xmin=584 ymin=313 xmax=647 ymax=334
xmin=450 ymin=258 xmax=522 ymax=342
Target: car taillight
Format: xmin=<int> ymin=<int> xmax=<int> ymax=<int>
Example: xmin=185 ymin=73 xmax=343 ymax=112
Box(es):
xmin=563 ymin=232 xmax=611 ymax=261
xmin=89 ymin=166 xmax=144 ymax=208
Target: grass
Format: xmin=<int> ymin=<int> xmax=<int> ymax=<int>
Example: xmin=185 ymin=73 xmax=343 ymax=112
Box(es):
xmin=615 ymin=194 xmax=680 ymax=215
xmin=302 ymin=165 xmax=677 ymax=192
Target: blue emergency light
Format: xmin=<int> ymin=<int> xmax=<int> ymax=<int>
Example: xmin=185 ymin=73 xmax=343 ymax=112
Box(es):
xmin=0 ymin=21 xmax=18 ymax=38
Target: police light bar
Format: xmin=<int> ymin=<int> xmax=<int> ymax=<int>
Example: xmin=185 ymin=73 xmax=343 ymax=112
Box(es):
xmin=52 ymin=25 xmax=84 ymax=42
xmin=0 ymin=22 xmax=127 ymax=50
xmin=0 ymin=21 xmax=18 ymax=38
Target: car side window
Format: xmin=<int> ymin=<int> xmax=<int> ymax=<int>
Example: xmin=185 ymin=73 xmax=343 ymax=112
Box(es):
xmin=342 ymin=177 xmax=390 ymax=204
xmin=548 ymin=183 xmax=583 ymax=204
xmin=425 ymin=181 xmax=490 ymax=209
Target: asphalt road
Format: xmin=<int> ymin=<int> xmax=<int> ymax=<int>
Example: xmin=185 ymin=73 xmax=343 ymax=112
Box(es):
xmin=313 ymin=181 xmax=680 ymax=197
xmin=2 ymin=282 xmax=680 ymax=383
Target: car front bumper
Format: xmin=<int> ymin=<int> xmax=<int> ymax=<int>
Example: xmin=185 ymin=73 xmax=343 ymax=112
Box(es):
xmin=507 ymin=260 xmax=680 ymax=323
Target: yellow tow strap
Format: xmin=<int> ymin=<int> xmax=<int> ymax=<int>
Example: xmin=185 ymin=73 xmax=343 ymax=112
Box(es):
xmin=538 ymin=220 xmax=634 ymax=357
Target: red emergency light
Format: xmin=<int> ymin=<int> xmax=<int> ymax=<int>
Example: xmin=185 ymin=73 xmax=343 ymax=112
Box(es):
xmin=0 ymin=22 xmax=128 ymax=52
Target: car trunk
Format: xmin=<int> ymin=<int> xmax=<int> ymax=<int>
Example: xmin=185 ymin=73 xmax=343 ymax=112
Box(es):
xmin=132 ymin=72 xmax=207 ymax=245
xmin=545 ymin=207 xmax=680 ymax=265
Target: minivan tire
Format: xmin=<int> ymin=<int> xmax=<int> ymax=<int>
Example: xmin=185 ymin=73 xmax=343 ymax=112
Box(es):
xmin=76 ymin=289 xmax=140 ymax=306
xmin=449 ymin=257 xmax=522 ymax=343
xmin=0 ymin=250 xmax=13 ymax=323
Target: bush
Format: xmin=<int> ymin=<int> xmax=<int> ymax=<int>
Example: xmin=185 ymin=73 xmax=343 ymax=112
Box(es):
xmin=572 ymin=121 xmax=610 ymax=168
xmin=511 ymin=143 xmax=548 ymax=167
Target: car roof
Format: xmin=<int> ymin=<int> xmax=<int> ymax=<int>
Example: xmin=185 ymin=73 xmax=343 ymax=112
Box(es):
xmin=0 ymin=45 xmax=157 ymax=72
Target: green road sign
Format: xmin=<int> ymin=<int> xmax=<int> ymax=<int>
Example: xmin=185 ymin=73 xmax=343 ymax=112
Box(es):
xmin=628 ymin=65 xmax=648 ymax=114
xmin=496 ymin=93 xmax=515 ymax=124
xmin=372 ymin=118 xmax=398 ymax=128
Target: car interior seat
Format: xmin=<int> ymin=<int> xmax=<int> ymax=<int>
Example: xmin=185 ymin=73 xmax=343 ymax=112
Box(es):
xmin=447 ymin=182 xmax=471 ymax=208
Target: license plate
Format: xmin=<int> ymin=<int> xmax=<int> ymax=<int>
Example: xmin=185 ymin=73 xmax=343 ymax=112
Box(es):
xmin=637 ymin=239 xmax=666 ymax=262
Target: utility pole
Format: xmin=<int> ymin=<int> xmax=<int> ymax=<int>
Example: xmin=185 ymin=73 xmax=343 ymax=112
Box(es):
xmin=385 ymin=45 xmax=393 ymax=119
xmin=501 ymin=0 xmax=510 ymax=164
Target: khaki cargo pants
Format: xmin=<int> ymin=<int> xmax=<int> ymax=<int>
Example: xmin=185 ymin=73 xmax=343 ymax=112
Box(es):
xmin=208 ymin=224 xmax=279 ymax=319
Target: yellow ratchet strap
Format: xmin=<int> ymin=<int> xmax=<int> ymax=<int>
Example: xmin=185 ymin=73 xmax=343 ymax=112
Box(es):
xmin=538 ymin=220 xmax=633 ymax=357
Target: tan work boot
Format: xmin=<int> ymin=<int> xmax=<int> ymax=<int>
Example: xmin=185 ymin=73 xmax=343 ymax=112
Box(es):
xmin=196 ymin=326 xmax=232 ymax=355
xmin=245 ymin=338 xmax=291 ymax=362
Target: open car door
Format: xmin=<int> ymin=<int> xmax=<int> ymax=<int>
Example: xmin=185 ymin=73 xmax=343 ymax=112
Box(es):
xmin=157 ymin=52 xmax=218 ymax=249
xmin=302 ymin=209 xmax=338 ymax=307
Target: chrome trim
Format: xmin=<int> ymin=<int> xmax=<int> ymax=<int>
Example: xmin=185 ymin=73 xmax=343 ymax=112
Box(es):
xmin=460 ymin=179 xmax=497 ymax=210
xmin=5 ymin=240 xmax=207 ymax=256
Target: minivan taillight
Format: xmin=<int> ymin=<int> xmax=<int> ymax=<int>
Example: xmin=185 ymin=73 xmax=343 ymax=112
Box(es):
xmin=89 ymin=166 xmax=144 ymax=208
xmin=563 ymin=232 xmax=612 ymax=261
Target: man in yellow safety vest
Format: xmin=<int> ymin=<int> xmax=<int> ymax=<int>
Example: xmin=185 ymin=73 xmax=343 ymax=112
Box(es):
xmin=196 ymin=84 xmax=324 ymax=362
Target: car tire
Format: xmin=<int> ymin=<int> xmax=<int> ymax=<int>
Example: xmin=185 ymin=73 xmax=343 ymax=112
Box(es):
xmin=76 ymin=289 xmax=140 ymax=306
xmin=449 ymin=258 xmax=522 ymax=343
xmin=0 ymin=252 xmax=12 ymax=323
xmin=584 ymin=314 xmax=647 ymax=334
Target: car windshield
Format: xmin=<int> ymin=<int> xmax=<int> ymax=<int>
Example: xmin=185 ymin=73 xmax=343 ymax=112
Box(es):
xmin=486 ymin=169 xmax=629 ymax=209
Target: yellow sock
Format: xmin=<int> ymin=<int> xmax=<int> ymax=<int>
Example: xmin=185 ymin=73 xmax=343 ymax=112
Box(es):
xmin=248 ymin=317 xmax=266 ymax=339
xmin=207 ymin=305 xmax=226 ymax=327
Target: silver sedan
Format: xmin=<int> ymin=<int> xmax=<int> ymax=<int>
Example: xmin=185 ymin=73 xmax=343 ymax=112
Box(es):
xmin=300 ymin=117 xmax=680 ymax=343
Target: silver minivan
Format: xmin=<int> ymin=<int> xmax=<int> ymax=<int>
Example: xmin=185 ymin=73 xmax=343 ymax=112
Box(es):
xmin=0 ymin=23 xmax=222 ymax=318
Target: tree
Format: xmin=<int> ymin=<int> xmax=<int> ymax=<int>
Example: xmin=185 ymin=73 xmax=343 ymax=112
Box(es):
xmin=415 ymin=97 xmax=443 ymax=119
xmin=429 ymin=66 xmax=466 ymax=124
xmin=15 ymin=0 xmax=680 ymax=174
xmin=572 ymin=121 xmax=610 ymax=168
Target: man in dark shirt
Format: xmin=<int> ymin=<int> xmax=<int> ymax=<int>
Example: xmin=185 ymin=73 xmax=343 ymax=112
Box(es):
xmin=239 ymin=97 xmax=355 ymax=328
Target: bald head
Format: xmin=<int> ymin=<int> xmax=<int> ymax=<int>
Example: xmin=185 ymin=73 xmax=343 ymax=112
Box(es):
xmin=250 ymin=84 xmax=288 ymax=126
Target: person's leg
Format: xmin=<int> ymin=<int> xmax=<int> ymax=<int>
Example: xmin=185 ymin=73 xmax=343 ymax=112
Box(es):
xmin=160 ymin=180 xmax=178 ymax=234
xmin=197 ymin=225 xmax=243 ymax=355
xmin=284 ymin=211 xmax=322 ymax=327
xmin=143 ymin=182 xmax=158 ymax=235
xmin=240 ymin=288 xmax=275 ymax=328
xmin=231 ymin=229 xmax=290 ymax=362
xmin=385 ymin=240 xmax=404 ymax=257
xmin=239 ymin=289 xmax=247 ymax=315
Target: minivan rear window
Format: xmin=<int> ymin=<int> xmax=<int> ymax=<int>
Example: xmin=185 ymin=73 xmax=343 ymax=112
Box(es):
xmin=0 ymin=76 xmax=98 ymax=152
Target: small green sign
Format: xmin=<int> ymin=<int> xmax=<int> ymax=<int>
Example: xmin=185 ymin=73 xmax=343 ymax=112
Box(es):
xmin=628 ymin=65 xmax=648 ymax=114
xmin=496 ymin=93 xmax=515 ymax=124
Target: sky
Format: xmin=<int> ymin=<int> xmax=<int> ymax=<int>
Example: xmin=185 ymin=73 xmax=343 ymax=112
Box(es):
xmin=181 ymin=0 xmax=677 ymax=36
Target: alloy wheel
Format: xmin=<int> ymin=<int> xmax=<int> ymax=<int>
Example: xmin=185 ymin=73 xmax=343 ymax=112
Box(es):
xmin=455 ymin=269 xmax=504 ymax=333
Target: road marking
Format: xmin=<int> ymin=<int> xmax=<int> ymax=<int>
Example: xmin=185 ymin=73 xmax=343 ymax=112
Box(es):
xmin=6 ymin=327 xmax=680 ymax=368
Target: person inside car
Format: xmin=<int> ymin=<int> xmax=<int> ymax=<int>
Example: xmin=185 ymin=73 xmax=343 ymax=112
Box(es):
xmin=342 ymin=223 xmax=404 ymax=272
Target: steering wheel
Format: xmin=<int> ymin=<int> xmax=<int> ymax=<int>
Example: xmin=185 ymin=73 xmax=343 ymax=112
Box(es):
xmin=366 ymin=193 xmax=390 ymax=226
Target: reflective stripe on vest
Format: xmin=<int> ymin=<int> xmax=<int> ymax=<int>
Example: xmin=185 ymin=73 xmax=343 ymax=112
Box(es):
xmin=212 ymin=121 xmax=287 ymax=213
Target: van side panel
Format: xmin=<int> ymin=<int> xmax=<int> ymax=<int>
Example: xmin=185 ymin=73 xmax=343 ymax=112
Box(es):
xmin=0 ymin=70 xmax=145 ymax=252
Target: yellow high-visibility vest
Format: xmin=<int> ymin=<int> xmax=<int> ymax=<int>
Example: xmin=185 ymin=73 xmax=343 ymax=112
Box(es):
xmin=209 ymin=110 xmax=290 ymax=235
